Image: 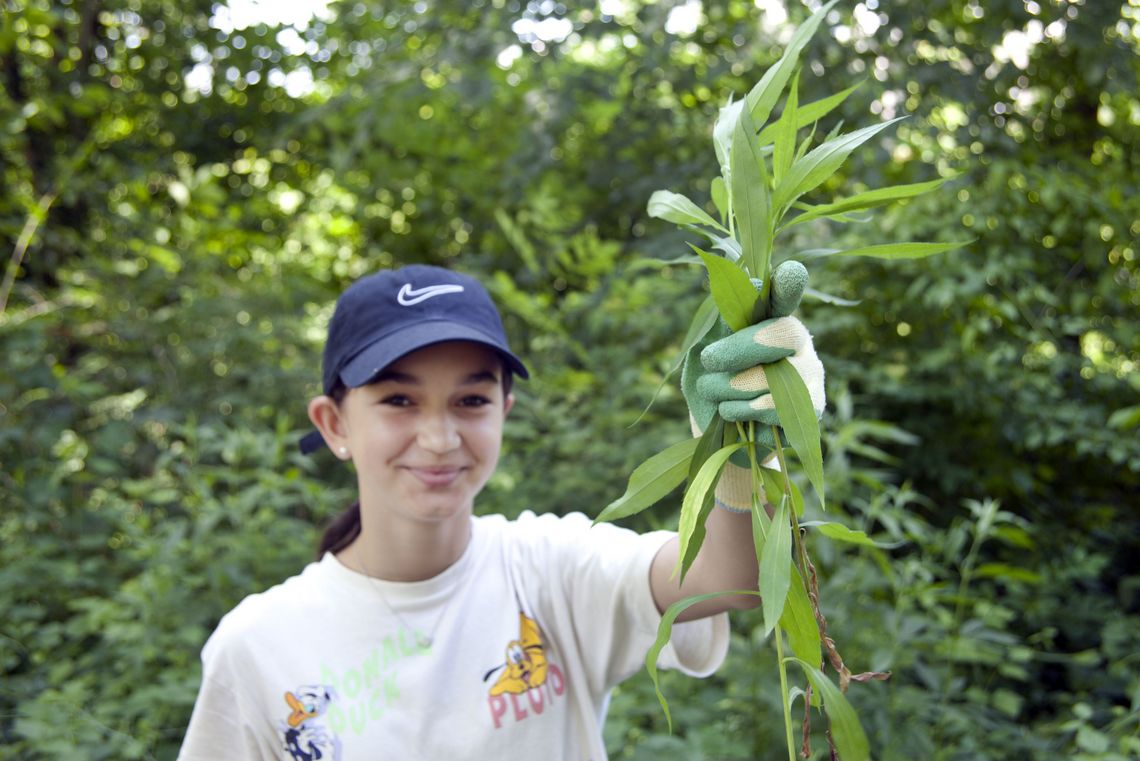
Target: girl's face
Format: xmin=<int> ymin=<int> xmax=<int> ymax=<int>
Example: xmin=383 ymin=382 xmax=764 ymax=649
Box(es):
xmin=335 ymin=341 xmax=513 ymax=526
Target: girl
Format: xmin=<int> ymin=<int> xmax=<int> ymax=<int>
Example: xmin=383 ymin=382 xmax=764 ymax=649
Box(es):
xmin=178 ymin=262 xmax=823 ymax=759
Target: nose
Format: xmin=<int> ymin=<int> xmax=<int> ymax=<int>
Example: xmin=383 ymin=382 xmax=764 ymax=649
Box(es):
xmin=416 ymin=411 xmax=460 ymax=454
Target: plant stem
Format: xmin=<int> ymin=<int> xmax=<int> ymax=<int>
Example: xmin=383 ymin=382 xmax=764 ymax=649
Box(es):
xmin=771 ymin=426 xmax=812 ymax=595
xmin=746 ymin=422 xmax=797 ymax=761
xmin=774 ymin=626 xmax=797 ymax=761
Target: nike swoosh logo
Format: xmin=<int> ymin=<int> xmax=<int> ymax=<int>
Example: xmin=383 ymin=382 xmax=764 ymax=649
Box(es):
xmin=397 ymin=283 xmax=465 ymax=306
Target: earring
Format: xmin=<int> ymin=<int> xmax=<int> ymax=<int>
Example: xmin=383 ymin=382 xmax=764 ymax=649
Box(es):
xmin=338 ymin=447 xmax=349 ymax=457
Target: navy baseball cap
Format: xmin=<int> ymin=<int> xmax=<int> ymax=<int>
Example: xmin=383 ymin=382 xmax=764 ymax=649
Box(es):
xmin=299 ymin=264 xmax=528 ymax=454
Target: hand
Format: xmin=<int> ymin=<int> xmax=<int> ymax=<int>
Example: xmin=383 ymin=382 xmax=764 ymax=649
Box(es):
xmin=681 ymin=260 xmax=825 ymax=452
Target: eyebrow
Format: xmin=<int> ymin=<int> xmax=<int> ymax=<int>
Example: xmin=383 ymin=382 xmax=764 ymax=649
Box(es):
xmin=372 ymin=369 xmax=500 ymax=386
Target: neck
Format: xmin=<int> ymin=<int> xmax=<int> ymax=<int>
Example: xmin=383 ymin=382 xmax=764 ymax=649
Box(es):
xmin=341 ymin=508 xmax=472 ymax=582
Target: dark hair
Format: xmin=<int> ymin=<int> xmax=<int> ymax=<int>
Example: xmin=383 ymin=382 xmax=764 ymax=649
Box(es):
xmin=315 ymin=358 xmax=515 ymax=559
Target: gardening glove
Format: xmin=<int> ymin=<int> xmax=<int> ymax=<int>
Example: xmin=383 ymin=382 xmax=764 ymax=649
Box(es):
xmin=680 ymin=260 xmax=825 ymax=511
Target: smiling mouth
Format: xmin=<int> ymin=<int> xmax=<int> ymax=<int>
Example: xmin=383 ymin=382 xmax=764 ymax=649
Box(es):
xmin=404 ymin=466 xmax=465 ymax=488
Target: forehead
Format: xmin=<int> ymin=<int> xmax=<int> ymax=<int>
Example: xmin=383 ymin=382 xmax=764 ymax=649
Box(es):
xmin=384 ymin=341 xmax=503 ymax=377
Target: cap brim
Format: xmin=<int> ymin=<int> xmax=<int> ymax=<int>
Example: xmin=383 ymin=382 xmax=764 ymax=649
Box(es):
xmin=338 ymin=320 xmax=529 ymax=388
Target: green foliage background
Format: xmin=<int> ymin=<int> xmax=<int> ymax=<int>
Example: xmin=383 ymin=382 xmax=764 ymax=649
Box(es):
xmin=1 ymin=0 xmax=1137 ymax=758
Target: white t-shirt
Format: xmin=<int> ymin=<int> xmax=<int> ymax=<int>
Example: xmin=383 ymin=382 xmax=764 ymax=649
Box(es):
xmin=178 ymin=511 xmax=729 ymax=761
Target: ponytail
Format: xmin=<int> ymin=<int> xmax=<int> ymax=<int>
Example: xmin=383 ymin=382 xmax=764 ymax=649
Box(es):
xmin=317 ymin=501 xmax=361 ymax=558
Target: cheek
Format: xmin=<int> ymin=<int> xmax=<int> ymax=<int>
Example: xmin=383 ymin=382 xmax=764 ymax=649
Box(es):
xmin=470 ymin=418 xmax=505 ymax=458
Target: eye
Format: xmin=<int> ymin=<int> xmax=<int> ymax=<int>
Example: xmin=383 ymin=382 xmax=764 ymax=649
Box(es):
xmin=459 ymin=395 xmax=492 ymax=408
xmin=379 ymin=394 xmax=413 ymax=407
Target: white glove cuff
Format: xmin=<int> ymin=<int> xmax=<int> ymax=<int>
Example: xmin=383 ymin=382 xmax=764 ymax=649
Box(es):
xmin=714 ymin=459 xmax=778 ymax=513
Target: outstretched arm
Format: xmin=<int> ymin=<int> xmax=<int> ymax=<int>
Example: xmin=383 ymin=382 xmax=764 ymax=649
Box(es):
xmin=648 ymin=472 xmax=767 ymax=620
xmin=649 ymin=260 xmax=823 ymax=622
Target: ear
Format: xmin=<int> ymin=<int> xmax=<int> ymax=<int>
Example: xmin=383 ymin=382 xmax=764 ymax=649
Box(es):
xmin=308 ymin=395 xmax=351 ymax=460
xmin=503 ymin=392 xmax=515 ymax=418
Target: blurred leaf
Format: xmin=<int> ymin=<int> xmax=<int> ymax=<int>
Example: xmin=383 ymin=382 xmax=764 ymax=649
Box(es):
xmin=823 ymin=240 xmax=972 ymax=259
xmin=792 ymin=658 xmax=871 ymax=761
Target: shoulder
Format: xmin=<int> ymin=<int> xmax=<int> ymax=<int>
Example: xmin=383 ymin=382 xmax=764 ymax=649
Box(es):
xmin=483 ymin=510 xmax=672 ymax=577
xmin=201 ymin=558 xmax=332 ymax=661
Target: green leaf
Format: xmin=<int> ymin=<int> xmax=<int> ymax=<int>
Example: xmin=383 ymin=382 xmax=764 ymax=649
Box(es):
xmin=648 ymin=190 xmax=728 ymax=232
xmin=744 ymin=0 xmax=840 ymax=127
xmin=711 ymin=235 xmax=742 ymax=261
xmin=780 ymin=564 xmax=822 ymax=673
xmin=973 ymin=562 xmax=1043 ymax=584
xmin=713 ymin=96 xmax=743 ymax=170
xmin=677 ymin=416 xmax=728 ymax=577
xmin=770 ymin=71 xmax=798 ymax=184
xmin=594 ymin=438 xmax=700 ymax=524
xmin=710 ymin=176 xmax=727 ymax=223
xmin=799 ymin=520 xmax=877 ymax=547
xmin=647 ymin=589 xmax=758 ymax=732
xmin=756 ymin=81 xmax=864 ymax=147
xmin=773 ymin=116 xmax=907 ymax=216
xmin=803 ymin=287 xmax=861 ymax=307
xmin=730 ymin=103 xmax=772 ymax=284
xmin=773 ymin=71 xmax=800 ymax=184
xmin=791 ymin=659 xmax=871 ymax=761
xmin=679 ymin=294 xmax=720 ymax=359
xmin=676 ymin=442 xmax=746 ymax=581
xmin=758 ymin=464 xmax=804 ymax=516
xmin=697 ymin=248 xmax=758 ymax=332
xmin=759 ymin=495 xmax=792 ymax=635
xmin=765 ymin=359 xmax=825 ymax=508
xmin=825 ymin=240 xmax=972 ymax=259
xmin=781 ymin=177 xmax=952 ymax=229
xmin=1107 ymin=405 xmax=1140 ymax=430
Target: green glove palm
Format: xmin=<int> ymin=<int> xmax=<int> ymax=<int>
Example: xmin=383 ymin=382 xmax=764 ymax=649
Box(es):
xmin=681 ymin=260 xmax=825 ymax=452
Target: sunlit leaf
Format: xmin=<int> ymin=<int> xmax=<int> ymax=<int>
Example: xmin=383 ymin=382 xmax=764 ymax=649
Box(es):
xmin=711 ymin=176 xmax=728 ymax=223
xmin=697 ymin=248 xmax=758 ymax=332
xmin=781 ymin=177 xmax=952 ymax=229
xmin=773 ymin=117 xmax=907 ymax=215
xmin=756 ymin=80 xmax=864 ymax=147
xmin=648 ymin=189 xmax=729 ymax=232
xmin=713 ymin=96 xmax=743 ymax=170
xmin=712 ymin=235 xmax=742 ymax=261
xmin=744 ymin=0 xmax=841 ymax=127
